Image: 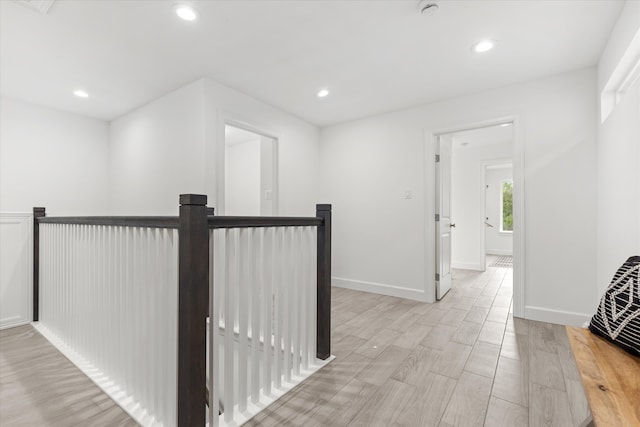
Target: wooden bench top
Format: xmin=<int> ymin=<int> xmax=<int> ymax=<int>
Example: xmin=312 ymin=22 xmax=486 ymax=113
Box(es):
xmin=566 ymin=326 xmax=640 ymax=427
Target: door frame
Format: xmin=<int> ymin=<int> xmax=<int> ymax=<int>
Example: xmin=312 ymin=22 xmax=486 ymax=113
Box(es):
xmin=424 ymin=115 xmax=525 ymax=317
xmin=216 ymin=112 xmax=280 ymax=216
xmin=481 ymin=159 xmax=514 ymax=270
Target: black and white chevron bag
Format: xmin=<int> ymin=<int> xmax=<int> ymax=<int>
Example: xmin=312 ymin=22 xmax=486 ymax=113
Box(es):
xmin=589 ymin=256 xmax=640 ymax=357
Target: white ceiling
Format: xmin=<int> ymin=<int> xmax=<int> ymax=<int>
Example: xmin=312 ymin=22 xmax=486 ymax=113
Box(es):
xmin=0 ymin=0 xmax=623 ymax=126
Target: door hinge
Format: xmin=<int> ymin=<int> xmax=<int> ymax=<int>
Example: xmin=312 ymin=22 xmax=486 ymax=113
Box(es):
xmin=435 ymin=273 xmax=440 ymax=281
xmin=435 ymin=154 xmax=440 ymax=162
xmin=435 ymin=213 xmax=440 ymax=221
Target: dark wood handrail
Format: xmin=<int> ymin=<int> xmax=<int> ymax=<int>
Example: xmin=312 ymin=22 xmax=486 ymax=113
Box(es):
xmin=36 ymin=215 xmax=323 ymax=229
xmin=37 ymin=216 xmax=180 ymax=228
xmin=208 ymin=216 xmax=322 ymax=228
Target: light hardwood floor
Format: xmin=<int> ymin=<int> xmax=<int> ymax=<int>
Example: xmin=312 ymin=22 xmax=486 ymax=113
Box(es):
xmin=246 ymin=262 xmax=591 ymax=427
xmin=0 ymin=261 xmax=589 ymax=426
xmin=0 ymin=325 xmax=136 ymax=426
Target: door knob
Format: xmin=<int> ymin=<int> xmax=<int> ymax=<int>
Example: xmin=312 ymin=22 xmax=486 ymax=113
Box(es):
xmin=450 ymin=223 xmax=456 ymax=228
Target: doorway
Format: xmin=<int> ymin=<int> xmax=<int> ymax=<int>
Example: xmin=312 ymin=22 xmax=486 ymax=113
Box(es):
xmin=483 ymin=162 xmax=513 ymax=265
xmin=223 ymin=124 xmax=277 ymax=216
xmin=431 ymin=119 xmax=522 ymax=315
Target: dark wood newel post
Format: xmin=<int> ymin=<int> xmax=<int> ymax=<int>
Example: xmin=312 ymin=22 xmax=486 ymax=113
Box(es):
xmin=177 ymin=194 xmax=209 ymax=427
xmin=33 ymin=207 xmax=46 ymax=322
xmin=316 ymin=204 xmax=332 ymax=360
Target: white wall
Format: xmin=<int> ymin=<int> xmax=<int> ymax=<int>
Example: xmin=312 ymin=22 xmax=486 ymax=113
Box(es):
xmin=451 ymin=141 xmax=512 ymax=270
xmin=321 ymin=67 xmax=598 ymax=325
xmin=109 ymin=78 xmax=320 ymax=216
xmin=0 ymin=97 xmax=109 ymax=328
xmin=1 ymin=97 xmax=110 ymax=214
xmin=596 ymin=1 xmax=640 ymax=296
xmin=109 ymin=80 xmax=207 ymax=215
xmin=485 ymin=167 xmax=513 ymax=256
xmin=225 ymin=139 xmax=261 ymax=216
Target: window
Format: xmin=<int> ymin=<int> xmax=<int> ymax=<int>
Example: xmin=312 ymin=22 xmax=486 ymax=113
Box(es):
xmin=500 ymin=180 xmax=513 ymax=232
xmin=600 ymin=29 xmax=640 ymax=122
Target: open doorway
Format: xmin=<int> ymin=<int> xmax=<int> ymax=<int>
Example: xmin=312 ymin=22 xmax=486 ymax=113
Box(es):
xmin=484 ymin=162 xmax=513 ymax=266
xmin=434 ymin=122 xmax=516 ymax=301
xmin=223 ymin=124 xmax=277 ymax=216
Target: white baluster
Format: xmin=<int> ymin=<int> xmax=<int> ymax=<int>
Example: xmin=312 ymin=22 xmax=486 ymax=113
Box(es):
xmin=238 ymin=228 xmax=249 ymax=412
xmin=251 ymin=227 xmax=261 ymax=403
xmin=273 ymin=227 xmax=282 ymax=389
xmin=168 ymin=228 xmax=179 ymax=425
xmin=209 ymin=229 xmax=219 ymax=427
xmin=224 ymin=229 xmax=236 ymax=422
xmin=151 ymin=228 xmax=159 ymax=423
xmin=311 ymin=226 xmax=317 ymax=366
xmin=300 ymin=227 xmax=309 ymax=371
xmin=127 ymin=226 xmax=135 ymax=399
xmin=142 ymin=228 xmax=151 ymax=419
xmin=292 ymin=227 xmax=301 ymax=377
xmin=263 ymin=227 xmax=273 ymax=396
xmin=283 ymin=227 xmax=292 ymax=383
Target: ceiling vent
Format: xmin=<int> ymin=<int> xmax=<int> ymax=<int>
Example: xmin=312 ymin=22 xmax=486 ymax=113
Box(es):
xmin=12 ymin=0 xmax=55 ymax=14
xmin=418 ymin=0 xmax=439 ymax=16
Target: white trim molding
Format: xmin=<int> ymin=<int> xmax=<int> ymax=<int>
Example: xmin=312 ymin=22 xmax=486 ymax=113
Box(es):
xmin=332 ymin=277 xmax=429 ymax=302
xmin=524 ymin=306 xmax=592 ymax=327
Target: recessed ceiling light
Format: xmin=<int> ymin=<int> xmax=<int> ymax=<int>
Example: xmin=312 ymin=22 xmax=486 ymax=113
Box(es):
xmin=73 ymin=90 xmax=89 ymax=98
xmin=175 ymin=4 xmax=198 ymax=21
xmin=317 ymin=89 xmax=330 ymax=98
xmin=473 ymin=39 xmax=496 ymax=53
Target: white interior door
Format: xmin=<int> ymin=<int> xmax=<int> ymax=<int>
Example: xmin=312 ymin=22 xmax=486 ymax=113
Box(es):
xmin=436 ymin=135 xmax=453 ymax=300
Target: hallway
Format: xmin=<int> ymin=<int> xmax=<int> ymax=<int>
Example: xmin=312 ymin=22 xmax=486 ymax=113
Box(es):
xmin=0 ymin=259 xmax=590 ymax=426
xmin=247 ymin=260 xmax=590 ymax=426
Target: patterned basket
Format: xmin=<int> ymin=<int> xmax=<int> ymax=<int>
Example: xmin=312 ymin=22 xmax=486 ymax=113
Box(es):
xmin=589 ymin=256 xmax=640 ymax=357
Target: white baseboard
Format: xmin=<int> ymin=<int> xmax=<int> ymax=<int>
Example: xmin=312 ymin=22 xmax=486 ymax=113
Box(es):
xmin=332 ymin=277 xmax=428 ymax=302
xmin=524 ymin=306 xmax=591 ymax=327
xmin=452 ymin=262 xmax=484 ymax=271
xmin=0 ymin=318 xmax=30 ymax=330
xmin=486 ymin=250 xmax=513 ymax=256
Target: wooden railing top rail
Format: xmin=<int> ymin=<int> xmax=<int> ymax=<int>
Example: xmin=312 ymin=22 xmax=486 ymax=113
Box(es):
xmin=36 ymin=214 xmax=325 ymax=229
xmin=37 ymin=216 xmax=180 ymax=228
xmin=207 ymin=216 xmax=322 ymax=229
